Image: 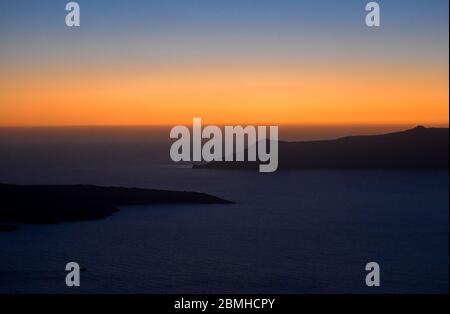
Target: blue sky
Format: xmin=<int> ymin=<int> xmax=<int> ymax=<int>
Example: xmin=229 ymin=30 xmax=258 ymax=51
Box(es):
xmin=0 ymin=0 xmax=448 ymax=70
xmin=1 ymin=0 xmax=448 ymax=33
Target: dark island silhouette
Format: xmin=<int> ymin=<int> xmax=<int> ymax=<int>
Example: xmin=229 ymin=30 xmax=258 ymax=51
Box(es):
xmin=0 ymin=184 xmax=232 ymax=231
xmin=0 ymin=224 xmax=19 ymax=232
xmin=195 ymin=126 xmax=449 ymax=170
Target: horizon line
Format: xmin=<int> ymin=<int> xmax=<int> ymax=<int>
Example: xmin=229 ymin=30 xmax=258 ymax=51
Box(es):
xmin=0 ymin=122 xmax=449 ymax=129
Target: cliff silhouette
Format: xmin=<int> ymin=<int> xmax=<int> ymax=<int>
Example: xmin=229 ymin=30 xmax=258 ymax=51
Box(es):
xmin=0 ymin=184 xmax=232 ymax=230
xmin=195 ymin=126 xmax=449 ymax=170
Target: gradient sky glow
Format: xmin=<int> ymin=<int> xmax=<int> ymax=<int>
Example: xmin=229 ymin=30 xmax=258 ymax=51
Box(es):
xmin=0 ymin=0 xmax=448 ymax=126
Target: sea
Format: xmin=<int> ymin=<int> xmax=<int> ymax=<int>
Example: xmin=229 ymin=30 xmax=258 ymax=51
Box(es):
xmin=0 ymin=127 xmax=448 ymax=293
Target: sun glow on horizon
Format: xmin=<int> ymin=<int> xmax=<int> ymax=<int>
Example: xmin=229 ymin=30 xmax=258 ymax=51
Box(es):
xmin=0 ymin=65 xmax=448 ymax=127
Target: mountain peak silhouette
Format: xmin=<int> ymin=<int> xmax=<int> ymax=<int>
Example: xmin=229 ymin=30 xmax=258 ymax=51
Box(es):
xmin=196 ymin=126 xmax=449 ymax=170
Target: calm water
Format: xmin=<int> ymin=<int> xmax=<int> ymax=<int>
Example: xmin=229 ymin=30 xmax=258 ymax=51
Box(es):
xmin=0 ymin=140 xmax=448 ymax=293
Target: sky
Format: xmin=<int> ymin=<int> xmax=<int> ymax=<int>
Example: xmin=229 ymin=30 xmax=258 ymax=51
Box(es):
xmin=0 ymin=0 xmax=448 ymax=127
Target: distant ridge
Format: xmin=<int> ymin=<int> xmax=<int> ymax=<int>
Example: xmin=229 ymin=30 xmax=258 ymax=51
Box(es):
xmin=195 ymin=126 xmax=449 ymax=170
xmin=0 ymin=184 xmax=233 ymax=230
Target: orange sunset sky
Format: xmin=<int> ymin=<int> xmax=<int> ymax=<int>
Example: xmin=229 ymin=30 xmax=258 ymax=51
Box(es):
xmin=0 ymin=1 xmax=448 ymax=127
xmin=1 ymin=65 xmax=448 ymax=126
